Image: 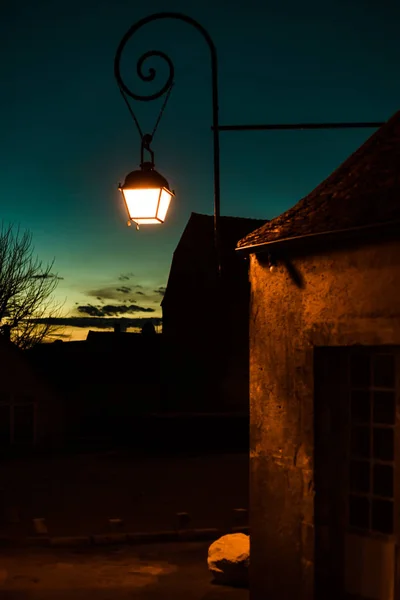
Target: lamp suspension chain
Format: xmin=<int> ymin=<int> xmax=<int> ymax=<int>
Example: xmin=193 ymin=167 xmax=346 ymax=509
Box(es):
xmin=118 ymin=86 xmax=144 ymax=139
xmin=150 ymin=82 xmax=174 ymax=139
xmin=117 ymin=82 xmax=174 ymax=145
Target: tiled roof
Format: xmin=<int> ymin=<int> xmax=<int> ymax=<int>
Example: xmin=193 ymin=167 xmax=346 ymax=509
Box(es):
xmin=237 ymin=110 xmax=400 ymax=250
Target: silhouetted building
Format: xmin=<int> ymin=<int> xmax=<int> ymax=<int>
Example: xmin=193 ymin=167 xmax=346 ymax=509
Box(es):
xmin=237 ymin=110 xmax=400 ymax=600
xmin=0 ymin=334 xmax=64 ymax=451
xmin=27 ymin=329 xmax=162 ymax=444
xmin=162 ymin=212 xmax=267 ymax=413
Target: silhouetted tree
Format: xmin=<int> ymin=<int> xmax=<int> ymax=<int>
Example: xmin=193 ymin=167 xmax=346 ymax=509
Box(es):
xmin=0 ymin=223 xmax=64 ymax=349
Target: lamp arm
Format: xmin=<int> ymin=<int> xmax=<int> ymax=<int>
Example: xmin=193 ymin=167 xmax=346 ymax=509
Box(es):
xmin=114 ymin=12 xmax=221 ymax=276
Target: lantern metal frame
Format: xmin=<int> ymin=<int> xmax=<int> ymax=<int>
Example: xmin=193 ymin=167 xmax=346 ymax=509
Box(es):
xmin=118 ymin=133 xmax=175 ymax=228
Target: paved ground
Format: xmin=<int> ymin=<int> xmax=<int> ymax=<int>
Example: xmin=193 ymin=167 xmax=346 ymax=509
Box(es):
xmin=0 ymin=542 xmax=249 ymax=599
xmin=0 ymin=452 xmax=248 ymax=540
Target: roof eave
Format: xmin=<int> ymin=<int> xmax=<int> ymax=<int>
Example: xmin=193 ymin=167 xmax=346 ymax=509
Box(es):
xmin=236 ymin=218 xmax=400 ymax=255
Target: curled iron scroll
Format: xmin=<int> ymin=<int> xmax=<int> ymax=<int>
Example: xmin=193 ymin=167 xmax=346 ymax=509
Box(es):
xmin=114 ymin=12 xmax=217 ymax=103
xmin=116 ymin=48 xmax=174 ymax=102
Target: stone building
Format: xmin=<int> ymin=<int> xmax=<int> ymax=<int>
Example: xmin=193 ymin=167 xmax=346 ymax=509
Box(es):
xmin=237 ymin=110 xmax=400 ymax=600
xmin=162 ymin=212 xmax=266 ymax=413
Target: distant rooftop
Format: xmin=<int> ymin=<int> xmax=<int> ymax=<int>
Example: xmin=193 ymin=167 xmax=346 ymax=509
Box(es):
xmin=179 ymin=213 xmax=268 ymax=252
xmin=238 ymin=110 xmax=400 ymax=251
xmin=86 ymin=330 xmax=138 ymax=342
xmin=161 ymin=212 xmax=268 ymax=307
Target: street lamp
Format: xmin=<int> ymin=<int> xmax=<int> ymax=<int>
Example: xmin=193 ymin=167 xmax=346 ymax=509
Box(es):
xmin=114 ymin=11 xmax=384 ymax=266
xmin=114 ymin=12 xmax=221 ymax=272
xmin=119 ymin=134 xmax=175 ymax=229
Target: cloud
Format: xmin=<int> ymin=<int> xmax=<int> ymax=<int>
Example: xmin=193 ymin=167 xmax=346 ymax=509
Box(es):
xmin=77 ymin=304 xmax=155 ymax=317
xmin=84 ymin=281 xmax=166 ymax=305
xmin=32 ymin=273 xmax=64 ymax=280
xmin=77 ymin=305 xmax=103 ymax=317
xmin=30 ymin=316 xmax=162 ymax=329
xmin=118 ymin=272 xmax=135 ymax=281
xmin=154 ymin=286 xmax=166 ymax=297
xmin=86 ymin=287 xmax=129 ymax=301
xmin=86 ymin=285 xmax=139 ymax=301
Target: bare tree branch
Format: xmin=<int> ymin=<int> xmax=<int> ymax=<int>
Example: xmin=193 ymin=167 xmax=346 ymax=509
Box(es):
xmin=0 ymin=223 xmax=65 ymax=349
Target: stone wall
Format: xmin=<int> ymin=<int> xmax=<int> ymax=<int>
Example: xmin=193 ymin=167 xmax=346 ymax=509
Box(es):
xmin=249 ymin=235 xmax=400 ymax=600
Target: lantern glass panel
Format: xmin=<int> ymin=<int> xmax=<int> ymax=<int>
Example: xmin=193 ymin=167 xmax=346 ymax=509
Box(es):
xmin=157 ymin=189 xmax=173 ymax=222
xmin=123 ymin=188 xmax=161 ymax=221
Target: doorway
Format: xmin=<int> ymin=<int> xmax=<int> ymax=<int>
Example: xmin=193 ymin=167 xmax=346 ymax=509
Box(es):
xmin=314 ymin=347 xmax=400 ymax=600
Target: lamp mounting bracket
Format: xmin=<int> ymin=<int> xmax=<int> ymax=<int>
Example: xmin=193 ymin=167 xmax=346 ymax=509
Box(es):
xmin=141 ymin=134 xmax=155 ymax=167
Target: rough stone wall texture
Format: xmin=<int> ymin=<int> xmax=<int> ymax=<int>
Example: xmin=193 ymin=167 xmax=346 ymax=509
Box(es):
xmin=249 ymin=236 xmax=400 ymax=600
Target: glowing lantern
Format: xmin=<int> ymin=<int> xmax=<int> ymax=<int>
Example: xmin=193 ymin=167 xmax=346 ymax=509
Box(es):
xmin=119 ymin=161 xmax=174 ymax=228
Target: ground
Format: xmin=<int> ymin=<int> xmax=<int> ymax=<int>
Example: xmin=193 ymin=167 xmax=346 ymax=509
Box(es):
xmin=0 ymin=542 xmax=249 ymax=599
xmin=0 ymin=452 xmax=248 ymax=539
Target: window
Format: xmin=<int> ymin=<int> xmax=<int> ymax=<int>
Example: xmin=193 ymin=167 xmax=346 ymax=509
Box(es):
xmin=348 ymin=351 xmax=396 ymax=535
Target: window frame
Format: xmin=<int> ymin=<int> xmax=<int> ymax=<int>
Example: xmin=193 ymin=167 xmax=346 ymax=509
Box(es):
xmin=346 ymin=348 xmax=400 ymax=540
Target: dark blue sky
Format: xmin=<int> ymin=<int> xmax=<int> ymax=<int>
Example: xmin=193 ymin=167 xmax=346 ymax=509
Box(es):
xmin=1 ymin=0 xmax=399 ymax=338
